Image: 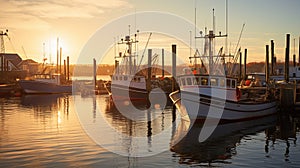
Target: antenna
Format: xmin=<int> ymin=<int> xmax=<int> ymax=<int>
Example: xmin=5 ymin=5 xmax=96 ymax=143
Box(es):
xmin=134 ymin=9 xmax=137 ymax=33
xmin=225 ymin=0 xmax=228 ymax=55
xmin=57 ymin=37 xmax=59 ymax=73
xmin=43 ymin=42 xmax=47 ymax=65
xmin=190 ymin=31 xmax=192 ymax=58
xmin=128 ymin=25 xmax=131 ymax=36
xmin=213 ymin=8 xmax=215 ymax=57
xmin=213 ymin=8 xmax=215 ymax=34
xmin=194 ymin=0 xmax=197 ymax=49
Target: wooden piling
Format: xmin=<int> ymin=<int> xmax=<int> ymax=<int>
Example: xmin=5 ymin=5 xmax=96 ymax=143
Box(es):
xmin=147 ymin=49 xmax=152 ymax=92
xmin=299 ymin=37 xmax=300 ymax=65
xmin=244 ymin=49 xmax=247 ymax=80
xmin=285 ymin=34 xmax=290 ymax=82
xmin=284 ymin=34 xmax=290 ymax=83
xmin=93 ymin=58 xmax=97 ymax=91
xmin=280 ymin=83 xmax=296 ymax=108
xmin=280 ymin=34 xmax=296 ymax=109
xmin=162 ymin=48 xmax=165 ymax=78
xmin=59 ymin=47 xmax=62 ymax=74
xmin=67 ymin=56 xmax=70 ymax=81
xmin=56 ymin=37 xmax=59 ymax=73
xmin=293 ymin=54 xmax=296 ymax=67
xmin=294 ymin=38 xmax=297 ymax=67
xmin=239 ymin=52 xmax=242 ymax=80
xmin=171 ymin=44 xmax=177 ymax=121
xmin=271 ymin=40 xmax=275 ymax=75
xmin=266 ymin=45 xmax=270 ymax=85
xmin=64 ymin=59 xmax=66 ymax=81
xmin=172 ymin=44 xmax=177 ymax=92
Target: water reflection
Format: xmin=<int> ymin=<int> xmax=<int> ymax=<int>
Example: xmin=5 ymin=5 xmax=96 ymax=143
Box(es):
xmin=265 ymin=113 xmax=300 ymax=161
xmin=2 ymin=94 xmax=300 ymax=167
xmin=171 ymin=115 xmax=278 ymax=166
xmin=93 ymin=96 xmax=177 ymax=156
xmin=20 ymin=94 xmax=70 ymax=128
xmin=103 ymin=99 xmax=174 ymax=137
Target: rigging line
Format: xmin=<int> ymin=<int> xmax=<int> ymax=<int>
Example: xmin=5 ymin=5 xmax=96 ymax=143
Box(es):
xmin=137 ymin=32 xmax=152 ymax=70
xmin=225 ymin=0 xmax=228 ymax=55
xmin=229 ymin=47 xmax=241 ymax=76
xmin=233 ymin=23 xmax=245 ymax=57
xmin=8 ymin=37 xmax=16 ymax=53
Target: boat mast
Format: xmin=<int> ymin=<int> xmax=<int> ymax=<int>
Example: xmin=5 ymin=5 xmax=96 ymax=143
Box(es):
xmin=195 ymin=9 xmax=227 ymax=75
xmin=117 ymin=26 xmax=139 ymax=75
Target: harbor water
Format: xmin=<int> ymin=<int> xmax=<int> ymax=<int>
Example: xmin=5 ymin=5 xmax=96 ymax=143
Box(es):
xmin=0 ymin=94 xmax=300 ymax=167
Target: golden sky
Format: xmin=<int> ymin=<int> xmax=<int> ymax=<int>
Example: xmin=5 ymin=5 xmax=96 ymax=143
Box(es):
xmin=1 ymin=0 xmax=300 ymax=64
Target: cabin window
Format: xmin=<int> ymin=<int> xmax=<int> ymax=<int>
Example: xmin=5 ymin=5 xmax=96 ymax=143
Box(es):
xmin=201 ymin=77 xmax=208 ymax=85
xmin=220 ymin=78 xmax=225 ymax=87
xmin=137 ymin=77 xmax=141 ymax=82
xmin=181 ymin=78 xmax=186 ymax=86
xmin=226 ymin=79 xmax=231 ymax=88
xmin=193 ymin=77 xmax=200 ymax=85
xmin=124 ymin=76 xmax=128 ymax=81
xmin=231 ymin=80 xmax=236 ymax=88
xmin=210 ymin=78 xmax=219 ymax=86
xmin=186 ymin=78 xmax=192 ymax=85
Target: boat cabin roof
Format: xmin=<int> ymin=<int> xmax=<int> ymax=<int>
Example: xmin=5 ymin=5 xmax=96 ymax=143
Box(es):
xmin=112 ymin=74 xmax=146 ymax=82
xmin=178 ymin=74 xmax=237 ymax=89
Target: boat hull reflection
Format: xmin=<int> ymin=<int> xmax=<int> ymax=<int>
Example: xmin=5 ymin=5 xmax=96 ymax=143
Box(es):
xmin=171 ymin=114 xmax=277 ymax=165
xmin=21 ymin=94 xmax=69 ymax=107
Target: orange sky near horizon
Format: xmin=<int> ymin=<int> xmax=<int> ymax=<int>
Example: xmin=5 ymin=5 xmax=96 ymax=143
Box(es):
xmin=1 ymin=0 xmax=300 ymax=65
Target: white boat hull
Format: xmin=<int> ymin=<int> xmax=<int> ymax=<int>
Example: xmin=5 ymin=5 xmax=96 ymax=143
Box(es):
xmin=170 ymin=90 xmax=278 ymax=121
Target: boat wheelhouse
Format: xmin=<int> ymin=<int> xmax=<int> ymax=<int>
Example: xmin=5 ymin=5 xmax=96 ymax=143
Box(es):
xmin=178 ymin=74 xmax=238 ymax=102
xmin=109 ymin=74 xmax=148 ymax=100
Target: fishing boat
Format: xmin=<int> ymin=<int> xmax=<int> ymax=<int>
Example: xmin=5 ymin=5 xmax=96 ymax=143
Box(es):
xmin=105 ymin=31 xmax=172 ymax=103
xmin=105 ymin=32 xmax=148 ymax=101
xmin=169 ymin=13 xmax=277 ymax=121
xmin=18 ymin=73 xmax=72 ymax=94
xmin=0 ymin=83 xmax=15 ymax=96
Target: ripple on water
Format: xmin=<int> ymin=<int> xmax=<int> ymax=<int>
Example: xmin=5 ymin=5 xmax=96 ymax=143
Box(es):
xmin=1 ymin=95 xmax=300 ymax=167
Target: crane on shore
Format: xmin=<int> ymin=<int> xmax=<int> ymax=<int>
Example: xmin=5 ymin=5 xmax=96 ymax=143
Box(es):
xmin=0 ymin=29 xmax=9 ymax=53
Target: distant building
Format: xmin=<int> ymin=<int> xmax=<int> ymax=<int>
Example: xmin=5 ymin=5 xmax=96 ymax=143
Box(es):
xmin=18 ymin=59 xmax=39 ymax=75
xmin=0 ymin=53 xmax=39 ymax=83
xmin=0 ymin=53 xmax=22 ymax=71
